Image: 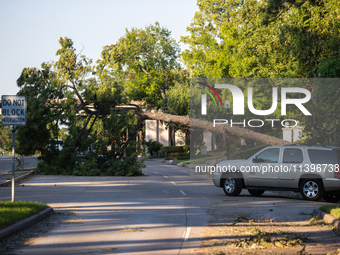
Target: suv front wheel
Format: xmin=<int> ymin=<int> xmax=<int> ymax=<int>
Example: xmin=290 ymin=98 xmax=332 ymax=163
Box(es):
xmin=222 ymin=174 xmax=243 ymax=196
xmin=300 ymin=179 xmax=324 ymax=201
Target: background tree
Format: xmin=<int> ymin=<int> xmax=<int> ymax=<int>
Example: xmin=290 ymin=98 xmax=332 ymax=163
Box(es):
xmin=304 ymin=79 xmax=340 ymax=145
xmin=16 ymin=37 xmax=144 ymax=176
xmin=181 ymin=0 xmax=240 ymax=78
xmin=182 ymin=0 xmax=340 ymax=146
xmin=97 ymin=23 xmax=193 ymax=147
xmin=97 ymin=22 xmax=181 ymax=108
xmin=160 ymin=70 xmax=191 ymax=144
xmin=16 ymin=63 xmax=66 ymax=156
xmin=0 ymin=121 xmax=16 ymax=155
xmin=182 ymin=0 xmax=340 ymax=79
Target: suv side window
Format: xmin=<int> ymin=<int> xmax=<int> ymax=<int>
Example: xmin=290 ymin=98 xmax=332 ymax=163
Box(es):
xmin=308 ymin=149 xmax=336 ymax=164
xmin=335 ymin=149 xmax=340 ymax=164
xmin=255 ymin=148 xmax=280 ymax=163
xmin=283 ymin=148 xmax=303 ymax=163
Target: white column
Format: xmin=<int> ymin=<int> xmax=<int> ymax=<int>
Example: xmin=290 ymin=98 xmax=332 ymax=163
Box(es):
xmin=203 ymin=131 xmax=212 ymax=151
xmin=293 ymin=127 xmax=303 ymax=142
xmin=282 ymin=128 xmax=292 ymax=142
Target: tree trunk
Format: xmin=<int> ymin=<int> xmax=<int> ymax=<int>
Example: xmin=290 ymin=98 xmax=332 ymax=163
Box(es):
xmin=138 ymin=111 xmax=291 ymax=146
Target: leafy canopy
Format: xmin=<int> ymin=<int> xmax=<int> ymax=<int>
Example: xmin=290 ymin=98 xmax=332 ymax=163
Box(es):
xmin=182 ymin=0 xmax=340 ymax=78
xmin=97 ymin=22 xmax=181 ymax=108
xmin=16 ymin=37 xmax=143 ymax=176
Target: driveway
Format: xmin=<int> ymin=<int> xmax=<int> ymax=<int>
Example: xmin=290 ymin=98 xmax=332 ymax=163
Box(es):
xmin=0 ymin=160 xmax=339 ymax=254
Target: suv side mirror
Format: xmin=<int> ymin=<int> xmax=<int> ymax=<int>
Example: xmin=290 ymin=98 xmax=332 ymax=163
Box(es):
xmin=253 ymin=156 xmax=259 ymax=163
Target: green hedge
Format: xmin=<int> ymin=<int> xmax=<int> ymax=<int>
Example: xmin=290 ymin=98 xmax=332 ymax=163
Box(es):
xmin=161 ymin=145 xmax=189 ymax=153
xmin=144 ymin=139 xmax=163 ymax=154
xmin=183 ymin=145 xmax=189 ymax=152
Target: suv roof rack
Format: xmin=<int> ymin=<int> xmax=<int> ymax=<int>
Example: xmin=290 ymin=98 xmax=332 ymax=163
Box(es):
xmin=284 ymin=144 xmax=311 ymax=146
xmin=284 ymin=144 xmax=337 ymax=148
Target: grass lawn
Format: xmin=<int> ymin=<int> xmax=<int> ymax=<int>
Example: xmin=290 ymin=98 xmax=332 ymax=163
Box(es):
xmin=319 ymin=205 xmax=340 ymax=218
xmin=0 ymin=201 xmax=48 ymax=229
xmin=175 ymin=144 xmax=267 ymax=165
xmin=175 ymin=156 xmax=221 ymax=165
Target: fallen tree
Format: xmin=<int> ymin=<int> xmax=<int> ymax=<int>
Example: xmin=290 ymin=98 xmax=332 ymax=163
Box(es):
xmin=15 ymin=37 xmax=291 ymax=177
xmin=136 ymin=109 xmax=291 ymax=146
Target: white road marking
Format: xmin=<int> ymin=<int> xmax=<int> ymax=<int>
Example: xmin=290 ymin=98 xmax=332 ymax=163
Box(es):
xmin=171 ymin=181 xmax=177 ymax=185
xmin=184 ymin=227 xmax=191 ymax=241
xmin=180 ymin=190 xmax=187 ymax=196
xmin=153 ymin=171 xmax=159 ymax=173
xmin=163 ymin=175 xmax=168 ymax=178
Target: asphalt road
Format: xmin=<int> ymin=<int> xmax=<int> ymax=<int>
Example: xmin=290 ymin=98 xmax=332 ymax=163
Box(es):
xmin=0 ymin=160 xmax=339 ymax=254
xmin=0 ymin=156 xmax=38 ymax=175
xmin=0 ymin=160 xmax=215 ymax=254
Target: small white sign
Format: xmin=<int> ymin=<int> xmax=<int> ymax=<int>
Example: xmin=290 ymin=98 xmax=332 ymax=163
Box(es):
xmin=1 ymin=95 xmax=27 ymax=126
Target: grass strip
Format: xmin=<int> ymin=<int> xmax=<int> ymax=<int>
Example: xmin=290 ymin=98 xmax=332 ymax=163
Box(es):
xmin=0 ymin=201 xmax=48 ymax=229
xmin=320 ymin=205 xmax=340 ymax=218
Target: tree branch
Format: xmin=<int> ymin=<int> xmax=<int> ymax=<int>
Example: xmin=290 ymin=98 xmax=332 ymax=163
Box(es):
xmin=137 ymin=111 xmax=291 ymax=146
xmin=94 ymin=93 xmax=109 ymax=116
xmin=73 ymin=113 xmax=93 ymax=147
xmin=86 ymin=114 xmax=98 ymax=137
xmin=120 ymin=115 xmax=148 ymax=152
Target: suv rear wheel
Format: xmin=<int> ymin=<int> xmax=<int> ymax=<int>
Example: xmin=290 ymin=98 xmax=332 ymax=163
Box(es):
xmin=248 ymin=189 xmax=265 ymax=196
xmin=323 ymin=193 xmax=340 ymax=203
xmin=222 ymin=174 xmax=243 ymax=196
xmin=300 ymin=179 xmax=324 ymax=201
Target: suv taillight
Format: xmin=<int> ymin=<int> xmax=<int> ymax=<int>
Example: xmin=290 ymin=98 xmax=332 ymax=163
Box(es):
xmin=335 ymin=168 xmax=340 ymax=179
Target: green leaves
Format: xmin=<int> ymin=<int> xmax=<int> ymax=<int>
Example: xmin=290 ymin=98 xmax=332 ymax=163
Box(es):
xmin=182 ymin=0 xmax=340 ymax=79
xmin=181 ymin=0 xmax=241 ymax=78
xmin=182 ymin=1 xmax=340 ymax=145
xmin=55 ymin=37 xmax=93 ymax=86
xmin=303 ymin=79 xmax=340 ymax=145
xmin=97 ymin=22 xmax=181 ymax=108
xmin=15 ymin=37 xmax=144 ymax=175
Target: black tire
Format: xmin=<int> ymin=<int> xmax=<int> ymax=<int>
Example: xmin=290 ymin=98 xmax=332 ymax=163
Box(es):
xmin=248 ymin=189 xmax=265 ymax=196
xmin=300 ymin=179 xmax=324 ymax=201
xmin=323 ymin=193 xmax=340 ymax=203
xmin=222 ymin=174 xmax=243 ymax=196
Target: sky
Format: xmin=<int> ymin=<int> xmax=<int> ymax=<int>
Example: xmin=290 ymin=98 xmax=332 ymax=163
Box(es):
xmin=0 ymin=0 xmax=198 ymax=96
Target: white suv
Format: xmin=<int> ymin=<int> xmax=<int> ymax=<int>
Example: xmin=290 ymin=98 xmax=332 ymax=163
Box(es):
xmin=212 ymin=145 xmax=340 ymax=202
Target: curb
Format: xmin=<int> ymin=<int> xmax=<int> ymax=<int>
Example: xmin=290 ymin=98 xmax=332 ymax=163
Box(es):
xmin=161 ymin=159 xmax=190 ymax=168
xmin=0 ymin=171 xmax=34 ymax=187
xmin=147 ymin=158 xmax=193 ymax=173
xmin=0 ymin=207 xmax=53 ymax=240
xmin=313 ymin=209 xmax=340 ymax=229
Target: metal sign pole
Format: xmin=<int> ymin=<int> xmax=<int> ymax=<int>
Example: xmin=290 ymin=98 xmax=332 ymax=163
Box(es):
xmin=11 ymin=126 xmax=16 ymax=202
xmin=1 ymin=95 xmax=26 ymax=202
